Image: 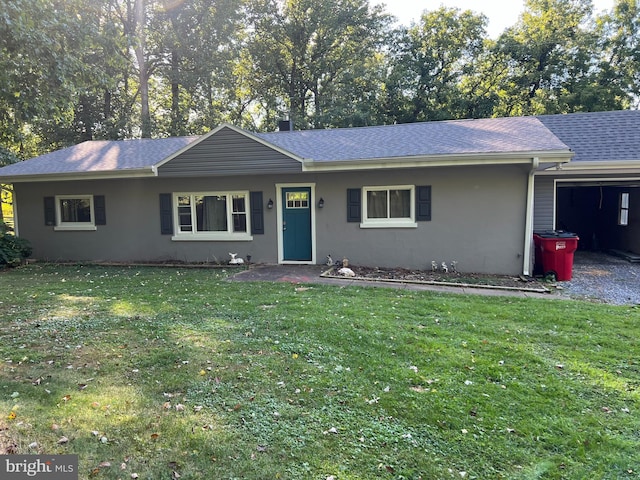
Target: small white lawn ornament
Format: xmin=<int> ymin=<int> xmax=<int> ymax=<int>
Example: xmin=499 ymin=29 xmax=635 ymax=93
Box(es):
xmin=441 ymin=262 xmax=448 ymax=273
xmin=451 ymin=261 xmax=458 ymax=273
xmin=326 ymin=255 xmax=334 ymax=266
xmin=229 ymin=253 xmax=244 ymax=265
xmin=338 ymin=267 xmax=356 ymax=277
xmin=431 ymin=261 xmax=438 ymax=272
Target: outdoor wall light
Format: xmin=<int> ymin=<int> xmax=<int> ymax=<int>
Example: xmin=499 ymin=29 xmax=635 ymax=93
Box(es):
xmin=267 ymin=199 xmax=274 ymax=209
xmin=318 ymin=197 xmax=324 ymax=208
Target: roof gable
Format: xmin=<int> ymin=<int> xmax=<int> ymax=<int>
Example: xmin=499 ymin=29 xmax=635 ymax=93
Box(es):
xmin=157 ymin=125 xmax=303 ymax=177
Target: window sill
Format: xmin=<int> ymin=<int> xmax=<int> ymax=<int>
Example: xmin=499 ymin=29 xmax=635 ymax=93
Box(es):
xmin=360 ymin=221 xmax=417 ymax=229
xmin=54 ymin=225 xmax=97 ymax=231
xmin=171 ymin=233 xmax=253 ymax=242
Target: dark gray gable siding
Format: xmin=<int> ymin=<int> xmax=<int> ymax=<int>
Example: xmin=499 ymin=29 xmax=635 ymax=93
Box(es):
xmin=534 ymin=177 xmax=555 ymax=231
xmin=157 ymin=127 xmax=303 ymax=177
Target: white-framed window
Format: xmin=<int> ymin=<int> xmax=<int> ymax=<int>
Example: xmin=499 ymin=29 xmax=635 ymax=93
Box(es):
xmin=172 ymin=191 xmax=252 ymax=241
xmin=619 ymin=192 xmax=630 ymax=226
xmin=361 ymin=185 xmax=416 ymax=228
xmin=55 ymin=195 xmax=96 ymax=231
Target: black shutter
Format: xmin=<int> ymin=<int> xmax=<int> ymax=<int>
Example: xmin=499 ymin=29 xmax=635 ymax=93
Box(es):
xmin=250 ymin=191 xmax=264 ymax=235
xmin=159 ymin=193 xmax=173 ymax=235
xmin=416 ymin=185 xmax=432 ymax=221
xmin=347 ymin=188 xmax=361 ymax=222
xmin=44 ymin=197 xmax=56 ymax=226
xmin=94 ymin=195 xmax=106 ymax=225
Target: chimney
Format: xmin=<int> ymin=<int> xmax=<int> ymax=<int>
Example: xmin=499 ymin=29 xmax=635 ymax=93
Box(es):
xmin=278 ymin=119 xmax=293 ymax=132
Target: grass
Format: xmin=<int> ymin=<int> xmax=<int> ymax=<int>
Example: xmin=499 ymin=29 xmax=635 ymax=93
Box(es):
xmin=0 ymin=264 xmax=638 ymax=479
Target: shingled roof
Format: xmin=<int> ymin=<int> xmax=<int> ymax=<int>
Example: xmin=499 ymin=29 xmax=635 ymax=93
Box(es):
xmin=0 ymin=136 xmax=198 ymax=178
xmin=537 ymin=110 xmax=640 ymax=162
xmin=255 ymin=116 xmax=568 ymax=162
xmin=3 ymin=111 xmax=638 ymax=181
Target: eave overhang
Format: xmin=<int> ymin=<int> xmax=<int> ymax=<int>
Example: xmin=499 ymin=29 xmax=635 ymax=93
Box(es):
xmin=0 ymin=167 xmax=156 ymax=183
xmin=301 ymin=149 xmax=573 ymax=172
xmin=536 ymin=160 xmax=640 ymax=176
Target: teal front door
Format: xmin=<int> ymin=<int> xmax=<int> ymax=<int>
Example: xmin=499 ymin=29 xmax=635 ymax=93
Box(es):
xmin=282 ymin=187 xmax=312 ymax=261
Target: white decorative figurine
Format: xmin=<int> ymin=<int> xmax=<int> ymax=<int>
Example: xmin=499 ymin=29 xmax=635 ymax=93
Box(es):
xmin=229 ymin=253 xmax=244 ymax=265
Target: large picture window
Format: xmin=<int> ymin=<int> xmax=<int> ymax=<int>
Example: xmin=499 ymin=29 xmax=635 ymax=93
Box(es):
xmin=173 ymin=192 xmax=251 ymax=240
xmin=361 ymin=186 xmax=416 ymax=228
xmin=55 ymin=195 xmax=96 ymax=230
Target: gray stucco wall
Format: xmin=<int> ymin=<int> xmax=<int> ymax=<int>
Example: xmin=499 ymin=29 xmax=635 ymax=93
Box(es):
xmin=14 ymin=163 xmax=529 ymax=274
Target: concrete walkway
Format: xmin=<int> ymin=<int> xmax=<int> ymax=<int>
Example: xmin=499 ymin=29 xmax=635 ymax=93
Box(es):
xmin=228 ymin=264 xmax=557 ymax=300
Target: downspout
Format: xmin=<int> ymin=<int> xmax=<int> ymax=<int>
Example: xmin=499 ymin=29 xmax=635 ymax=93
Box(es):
xmin=522 ymin=157 xmax=539 ymax=276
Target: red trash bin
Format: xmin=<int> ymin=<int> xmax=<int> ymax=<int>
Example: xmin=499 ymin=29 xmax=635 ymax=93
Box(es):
xmin=533 ymin=231 xmax=579 ymax=281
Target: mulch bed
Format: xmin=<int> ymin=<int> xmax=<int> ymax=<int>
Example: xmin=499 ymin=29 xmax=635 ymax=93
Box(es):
xmin=324 ymin=265 xmax=552 ymax=292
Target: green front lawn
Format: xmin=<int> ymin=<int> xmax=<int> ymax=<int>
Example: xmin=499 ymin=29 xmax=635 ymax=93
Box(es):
xmin=0 ymin=265 xmax=638 ymax=479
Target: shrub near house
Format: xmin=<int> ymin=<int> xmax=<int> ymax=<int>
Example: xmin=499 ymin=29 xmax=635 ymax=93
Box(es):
xmin=0 ymin=221 xmax=31 ymax=267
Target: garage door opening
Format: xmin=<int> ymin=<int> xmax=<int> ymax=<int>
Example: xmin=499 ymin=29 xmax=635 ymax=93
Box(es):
xmin=556 ymin=183 xmax=639 ymax=254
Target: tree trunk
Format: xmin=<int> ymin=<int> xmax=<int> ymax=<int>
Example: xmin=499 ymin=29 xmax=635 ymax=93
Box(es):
xmin=135 ymin=0 xmax=151 ymax=138
xmin=170 ymin=49 xmax=181 ymax=136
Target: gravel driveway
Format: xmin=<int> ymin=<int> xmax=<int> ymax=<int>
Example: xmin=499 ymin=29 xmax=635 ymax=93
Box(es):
xmin=558 ymin=252 xmax=640 ymax=305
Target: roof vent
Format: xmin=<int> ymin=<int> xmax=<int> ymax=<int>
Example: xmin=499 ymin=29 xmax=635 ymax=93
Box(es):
xmin=278 ymin=119 xmax=293 ymax=132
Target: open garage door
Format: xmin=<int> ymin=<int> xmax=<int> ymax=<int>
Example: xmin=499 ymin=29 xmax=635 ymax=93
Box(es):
xmin=556 ymin=182 xmax=640 ymax=254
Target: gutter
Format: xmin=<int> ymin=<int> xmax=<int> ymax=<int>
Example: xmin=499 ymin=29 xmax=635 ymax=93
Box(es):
xmin=301 ymin=149 xmax=572 ymax=172
xmin=523 ymin=157 xmax=539 ymax=276
xmin=0 ymin=167 xmax=157 ymax=183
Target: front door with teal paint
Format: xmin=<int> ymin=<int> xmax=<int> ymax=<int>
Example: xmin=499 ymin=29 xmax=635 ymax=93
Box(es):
xmin=282 ymin=187 xmax=312 ymax=261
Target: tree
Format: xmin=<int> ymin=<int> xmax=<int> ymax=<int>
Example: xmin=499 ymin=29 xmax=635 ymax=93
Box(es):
xmin=594 ymin=0 xmax=640 ymax=109
xmin=152 ymin=0 xmax=247 ymax=136
xmin=0 ymin=0 xmax=97 ymax=155
xmin=383 ymin=7 xmax=489 ymax=123
xmin=493 ymin=0 xmax=597 ymax=115
xmin=244 ymin=0 xmax=392 ymax=130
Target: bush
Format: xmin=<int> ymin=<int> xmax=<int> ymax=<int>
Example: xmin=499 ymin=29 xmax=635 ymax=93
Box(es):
xmin=0 ymin=221 xmax=32 ymax=267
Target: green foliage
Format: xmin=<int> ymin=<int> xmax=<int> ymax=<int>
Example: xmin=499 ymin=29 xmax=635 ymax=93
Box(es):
xmin=244 ymin=0 xmax=393 ymax=129
xmin=0 ymin=0 xmax=638 ymax=151
xmin=0 ymin=221 xmax=31 ymax=267
xmin=0 ymin=265 xmax=638 ymax=478
xmin=384 ymin=7 xmax=489 ymax=123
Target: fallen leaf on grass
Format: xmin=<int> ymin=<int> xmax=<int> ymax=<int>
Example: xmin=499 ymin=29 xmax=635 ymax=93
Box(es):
xmin=58 ymin=436 xmax=69 ymax=444
xmin=151 ymin=433 xmax=160 ymax=440
xmin=62 ymin=394 xmax=72 ymax=402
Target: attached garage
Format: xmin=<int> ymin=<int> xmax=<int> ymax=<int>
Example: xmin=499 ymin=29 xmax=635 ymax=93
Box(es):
xmin=535 ymin=111 xmax=640 ymax=259
xmin=556 ymin=181 xmax=640 ymax=253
